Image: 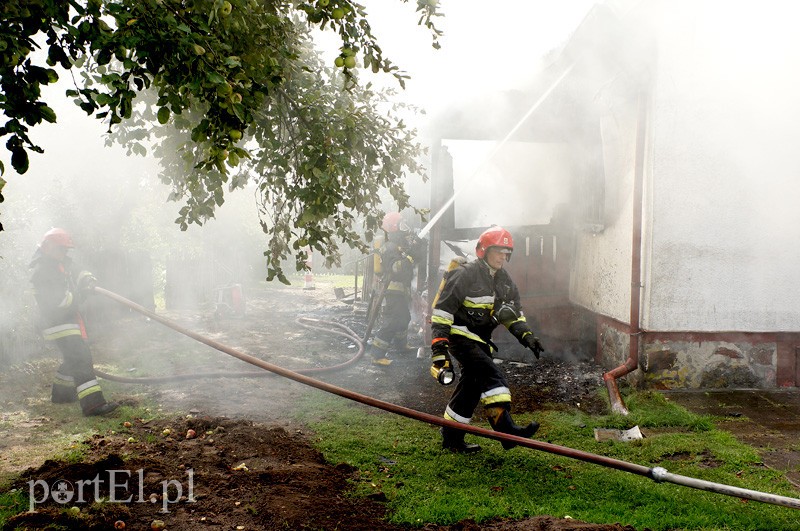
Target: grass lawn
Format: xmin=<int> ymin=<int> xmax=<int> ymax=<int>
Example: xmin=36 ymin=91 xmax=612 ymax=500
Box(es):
xmin=294 ymin=390 xmax=800 ymax=530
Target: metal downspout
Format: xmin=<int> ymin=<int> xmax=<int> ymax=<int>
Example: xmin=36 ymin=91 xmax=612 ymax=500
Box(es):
xmin=604 ymin=90 xmax=647 ymax=415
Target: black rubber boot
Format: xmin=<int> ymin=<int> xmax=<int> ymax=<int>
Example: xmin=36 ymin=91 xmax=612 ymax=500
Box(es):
xmin=440 ymin=426 xmax=481 ymax=454
xmin=486 ymin=407 xmax=539 ymax=450
xmin=79 ymin=380 xmax=118 ymax=417
xmin=84 ymin=402 xmax=119 ymax=417
xmin=390 ymin=344 xmax=419 ymax=360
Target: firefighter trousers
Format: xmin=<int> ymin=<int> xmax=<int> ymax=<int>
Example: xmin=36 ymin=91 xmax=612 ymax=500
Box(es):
xmin=443 ymin=337 xmax=512 ymax=425
xmin=371 ymin=292 xmax=412 ymax=354
xmin=51 ymin=334 xmax=109 ymax=415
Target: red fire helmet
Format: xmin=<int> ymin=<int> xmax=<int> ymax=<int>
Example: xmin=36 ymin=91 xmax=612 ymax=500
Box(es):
xmin=41 ymin=228 xmax=75 ymax=249
xmin=475 ymin=226 xmax=513 ymax=260
xmin=381 ymin=212 xmax=404 ymax=233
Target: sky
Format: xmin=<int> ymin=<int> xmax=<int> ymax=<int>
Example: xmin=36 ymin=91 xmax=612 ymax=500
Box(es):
xmin=339 ymin=0 xmax=597 ymax=129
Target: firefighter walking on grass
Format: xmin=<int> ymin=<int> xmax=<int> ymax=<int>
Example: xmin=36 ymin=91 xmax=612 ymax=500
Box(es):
xmin=29 ymin=228 xmax=118 ymax=417
xmin=368 ymin=212 xmax=426 ymax=366
xmin=430 ymin=226 xmax=544 ymax=452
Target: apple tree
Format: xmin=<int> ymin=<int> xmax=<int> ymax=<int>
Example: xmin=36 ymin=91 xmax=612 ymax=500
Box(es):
xmin=0 ymin=0 xmax=442 ymax=280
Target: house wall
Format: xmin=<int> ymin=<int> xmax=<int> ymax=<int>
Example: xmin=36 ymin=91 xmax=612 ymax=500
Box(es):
xmin=646 ymin=1 xmax=800 ymax=333
xmin=569 ymin=97 xmax=639 ymax=324
xmin=575 ymin=0 xmax=800 ymax=388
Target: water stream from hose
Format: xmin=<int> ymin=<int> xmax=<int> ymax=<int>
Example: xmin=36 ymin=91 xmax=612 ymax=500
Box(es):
xmin=418 ymin=63 xmax=575 ymax=239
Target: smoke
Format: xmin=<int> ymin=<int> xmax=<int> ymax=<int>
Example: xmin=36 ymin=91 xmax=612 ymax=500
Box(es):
xmin=0 ymin=79 xmax=267 ymax=369
xmin=445 ymin=139 xmax=571 ymax=228
xmin=0 ymin=2 xmax=599 ymax=422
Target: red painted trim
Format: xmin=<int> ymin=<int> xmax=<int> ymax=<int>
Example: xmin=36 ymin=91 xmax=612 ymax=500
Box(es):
xmin=595 ymin=314 xmax=800 ymax=343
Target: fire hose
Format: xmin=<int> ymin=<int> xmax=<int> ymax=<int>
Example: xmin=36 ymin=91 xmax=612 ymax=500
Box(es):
xmin=93 ymin=286 xmax=800 ymax=511
xmin=94 ymin=315 xmax=366 ymax=384
xmin=94 ymin=282 xmax=389 ymax=384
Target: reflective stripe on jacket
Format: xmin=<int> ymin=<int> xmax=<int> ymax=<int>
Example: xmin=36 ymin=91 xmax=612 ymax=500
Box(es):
xmin=431 ymin=259 xmax=532 ymax=349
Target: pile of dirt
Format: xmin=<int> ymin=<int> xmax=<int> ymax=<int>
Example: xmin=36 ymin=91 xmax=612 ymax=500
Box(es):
xmin=5 ymin=415 xmax=636 ymax=531
xmin=7 ymin=416 xmax=397 ymax=530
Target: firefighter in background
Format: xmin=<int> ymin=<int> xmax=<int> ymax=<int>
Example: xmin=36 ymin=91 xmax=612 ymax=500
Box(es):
xmin=368 ymin=212 xmax=426 ymax=366
xmin=430 ymin=226 xmax=544 ymax=452
xmin=29 ymin=228 xmax=118 ymax=417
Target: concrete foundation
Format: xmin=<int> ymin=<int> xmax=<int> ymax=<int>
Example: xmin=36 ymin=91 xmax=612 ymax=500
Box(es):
xmin=597 ymin=316 xmax=800 ymax=390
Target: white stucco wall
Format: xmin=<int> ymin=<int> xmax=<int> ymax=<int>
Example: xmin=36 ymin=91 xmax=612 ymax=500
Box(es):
xmin=572 ymin=1 xmax=800 ymax=333
xmin=645 ymin=1 xmax=800 ymax=332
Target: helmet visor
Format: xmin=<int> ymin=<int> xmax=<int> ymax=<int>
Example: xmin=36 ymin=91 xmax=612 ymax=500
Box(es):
xmin=486 ymin=246 xmax=512 ymax=262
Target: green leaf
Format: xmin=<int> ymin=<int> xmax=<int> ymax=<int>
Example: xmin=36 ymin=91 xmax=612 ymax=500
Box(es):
xmin=10 ymin=148 xmax=29 ymax=174
xmin=40 ymin=106 xmax=57 ymax=123
xmin=157 ymin=107 xmax=170 ymax=124
xmin=132 ymin=143 xmax=148 ymax=156
xmin=206 ymin=72 xmax=226 ymax=85
xmin=120 ymin=98 xmax=132 ymax=119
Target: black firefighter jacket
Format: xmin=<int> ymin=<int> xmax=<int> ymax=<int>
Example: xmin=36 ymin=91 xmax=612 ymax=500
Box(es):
xmin=29 ymin=251 xmax=87 ymax=341
xmin=431 ymin=258 xmax=533 ymax=352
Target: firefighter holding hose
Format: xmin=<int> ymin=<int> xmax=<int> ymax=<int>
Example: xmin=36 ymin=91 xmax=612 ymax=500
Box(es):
xmin=430 ymin=226 xmax=544 ymax=452
xmin=367 ymin=212 xmax=426 ymax=366
xmin=29 ymin=228 xmax=118 ymax=417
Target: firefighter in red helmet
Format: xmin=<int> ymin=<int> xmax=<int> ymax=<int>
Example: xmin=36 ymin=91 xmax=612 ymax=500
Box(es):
xmin=429 ymin=225 xmax=544 ymax=452
xmin=29 ymin=228 xmax=118 ymax=416
xmin=381 ymin=211 xmax=404 ymax=233
xmin=368 ymin=211 xmax=426 ymax=365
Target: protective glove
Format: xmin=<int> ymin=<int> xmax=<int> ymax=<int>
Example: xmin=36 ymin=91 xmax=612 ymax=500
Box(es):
xmin=430 ymin=339 xmax=454 ymax=385
xmin=406 ymin=231 xmax=424 ymax=248
xmin=493 ymin=302 xmax=519 ymax=327
xmin=522 ymin=333 xmax=544 ymax=359
xmin=76 ymin=271 xmax=98 ymax=294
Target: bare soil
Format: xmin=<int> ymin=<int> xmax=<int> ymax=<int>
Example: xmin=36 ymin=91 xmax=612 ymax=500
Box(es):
xmin=0 ymin=279 xmax=645 ymax=530
xmin=663 ymin=388 xmax=800 ymax=489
